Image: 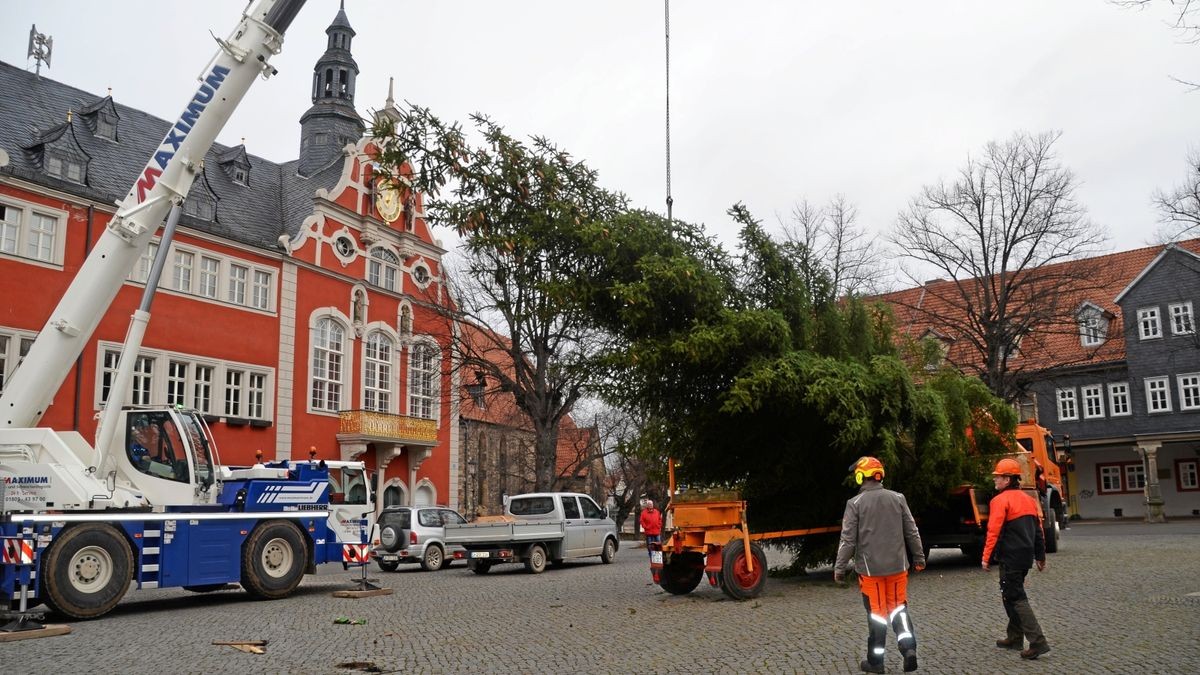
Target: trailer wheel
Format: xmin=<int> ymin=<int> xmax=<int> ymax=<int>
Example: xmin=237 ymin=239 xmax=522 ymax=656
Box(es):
xmin=524 ymin=544 xmax=547 ymax=574
xmin=376 ymin=560 xmax=400 ymax=573
xmin=1043 ymin=505 xmax=1060 ymax=554
xmin=42 ymin=523 xmax=133 ymax=619
xmin=659 ymin=552 xmax=704 ymax=595
xmin=719 ymin=539 xmax=767 ymax=601
xmin=241 ymin=521 xmax=307 ymax=599
xmin=421 ymin=544 xmax=445 ymax=571
xmin=601 ymin=537 xmax=618 ymax=564
xmin=469 ymin=560 xmax=492 ymax=575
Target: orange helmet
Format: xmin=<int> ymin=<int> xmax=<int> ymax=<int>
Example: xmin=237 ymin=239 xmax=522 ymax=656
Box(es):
xmin=992 ymin=458 xmax=1022 ymax=477
xmin=850 ymin=456 xmax=885 ymax=485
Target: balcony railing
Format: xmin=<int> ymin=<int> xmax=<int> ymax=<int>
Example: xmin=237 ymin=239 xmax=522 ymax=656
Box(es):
xmin=338 ymin=410 xmax=438 ymax=444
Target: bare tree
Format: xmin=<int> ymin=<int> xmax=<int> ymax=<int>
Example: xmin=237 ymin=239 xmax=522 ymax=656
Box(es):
xmin=779 ymin=194 xmax=887 ymax=297
xmin=1153 ymin=148 xmax=1200 ymax=242
xmin=889 ymin=131 xmax=1109 ymax=402
xmin=1114 ymin=0 xmax=1200 ymax=88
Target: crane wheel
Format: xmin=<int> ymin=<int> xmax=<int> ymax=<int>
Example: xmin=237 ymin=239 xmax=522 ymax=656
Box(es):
xmin=241 ymin=520 xmax=307 ymax=599
xmin=659 ymin=552 xmax=704 ymax=595
xmin=42 ymin=523 xmax=133 ymax=619
xmin=719 ymin=539 xmax=767 ymax=600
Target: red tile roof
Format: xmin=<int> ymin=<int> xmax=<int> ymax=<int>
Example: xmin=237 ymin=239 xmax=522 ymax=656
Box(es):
xmin=875 ymin=239 xmax=1200 ymax=373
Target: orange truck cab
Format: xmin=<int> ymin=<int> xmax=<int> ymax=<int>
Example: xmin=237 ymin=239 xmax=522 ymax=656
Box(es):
xmin=917 ymin=421 xmax=1067 ymax=560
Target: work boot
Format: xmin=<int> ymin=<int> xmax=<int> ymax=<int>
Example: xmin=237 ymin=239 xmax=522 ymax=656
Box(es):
xmin=1020 ymin=642 xmax=1051 ymax=660
xmin=902 ymin=649 xmax=918 ymax=672
xmin=860 ymin=660 xmax=885 ymax=674
xmin=995 ymin=637 xmax=1022 ymax=649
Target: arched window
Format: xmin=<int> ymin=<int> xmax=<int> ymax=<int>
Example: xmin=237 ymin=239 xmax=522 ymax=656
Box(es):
xmin=311 ymin=318 xmax=345 ymax=411
xmin=368 ymin=247 xmax=399 ymax=291
xmin=383 ymin=484 xmax=404 ymax=507
xmin=408 ymin=341 xmax=439 ymax=420
xmin=363 ymin=331 xmax=394 ymax=412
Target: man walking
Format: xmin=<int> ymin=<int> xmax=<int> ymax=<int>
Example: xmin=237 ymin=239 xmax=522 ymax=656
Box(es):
xmin=982 ymin=458 xmax=1051 ymax=660
xmin=834 ymin=456 xmax=925 ymax=674
xmin=639 ymin=499 xmax=662 ymax=556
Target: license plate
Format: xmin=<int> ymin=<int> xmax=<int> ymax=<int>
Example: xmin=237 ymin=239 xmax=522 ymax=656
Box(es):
xmin=470 ymin=551 xmax=490 ymax=559
xmin=650 ymin=551 xmax=663 ymax=565
xmin=381 ymin=555 xmax=399 ymax=562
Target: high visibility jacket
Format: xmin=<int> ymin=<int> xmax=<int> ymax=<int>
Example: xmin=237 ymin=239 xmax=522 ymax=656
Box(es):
xmin=639 ymin=508 xmax=662 ymax=536
xmin=982 ymin=487 xmax=1045 ymax=569
xmin=834 ymin=481 xmax=925 ymax=578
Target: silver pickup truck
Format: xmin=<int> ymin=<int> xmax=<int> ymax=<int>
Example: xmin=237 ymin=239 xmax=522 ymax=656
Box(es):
xmin=444 ymin=492 xmax=619 ymax=574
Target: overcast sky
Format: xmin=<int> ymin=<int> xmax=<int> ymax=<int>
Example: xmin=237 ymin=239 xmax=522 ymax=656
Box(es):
xmin=5 ymin=0 xmax=1200 ymax=276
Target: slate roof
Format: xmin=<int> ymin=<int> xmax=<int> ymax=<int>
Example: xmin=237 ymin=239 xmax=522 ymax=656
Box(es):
xmin=0 ymin=59 xmax=342 ymax=251
xmin=875 ymin=239 xmax=1200 ymax=373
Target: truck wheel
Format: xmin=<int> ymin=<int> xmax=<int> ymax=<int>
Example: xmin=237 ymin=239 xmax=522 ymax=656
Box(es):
xmin=241 ymin=521 xmax=307 ymax=599
xmin=1044 ymin=506 xmax=1060 ymax=553
xmin=421 ymin=544 xmax=445 ymax=571
xmin=469 ymin=560 xmax=492 ymax=575
xmin=42 ymin=523 xmax=133 ymax=619
xmin=719 ymin=539 xmax=767 ymax=601
xmin=601 ymin=538 xmax=617 ymax=564
xmin=525 ymin=544 xmax=547 ymax=574
xmin=376 ymin=560 xmax=400 ymax=573
xmin=659 ymin=553 xmax=704 ymax=595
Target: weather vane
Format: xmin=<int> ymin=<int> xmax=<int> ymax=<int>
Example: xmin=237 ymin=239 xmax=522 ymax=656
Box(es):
xmin=27 ymin=25 xmax=53 ymax=77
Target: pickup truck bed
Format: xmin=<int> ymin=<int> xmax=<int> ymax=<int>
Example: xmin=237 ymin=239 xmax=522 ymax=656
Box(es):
xmin=443 ymin=519 xmax=565 ymax=546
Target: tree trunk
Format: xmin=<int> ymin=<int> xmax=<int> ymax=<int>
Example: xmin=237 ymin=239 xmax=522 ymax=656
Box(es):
xmin=534 ymin=425 xmax=560 ymax=491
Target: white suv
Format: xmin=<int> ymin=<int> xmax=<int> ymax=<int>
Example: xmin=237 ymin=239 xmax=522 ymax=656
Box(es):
xmin=371 ymin=505 xmax=468 ymax=572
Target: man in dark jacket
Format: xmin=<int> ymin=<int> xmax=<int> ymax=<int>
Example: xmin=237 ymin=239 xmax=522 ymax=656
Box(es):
xmin=982 ymin=458 xmax=1050 ymax=660
xmin=835 ymin=456 xmax=926 ymax=674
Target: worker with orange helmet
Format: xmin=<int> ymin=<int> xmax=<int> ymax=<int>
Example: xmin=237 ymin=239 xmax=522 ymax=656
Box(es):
xmin=981 ymin=457 xmax=1051 ymax=660
xmin=834 ymin=456 xmax=925 ymax=674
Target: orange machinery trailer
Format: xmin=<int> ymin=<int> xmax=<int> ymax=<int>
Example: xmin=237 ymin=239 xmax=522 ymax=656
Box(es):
xmin=648 ymin=460 xmax=839 ymax=600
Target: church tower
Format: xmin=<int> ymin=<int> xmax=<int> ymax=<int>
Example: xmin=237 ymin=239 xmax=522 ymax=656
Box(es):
xmin=298 ymin=1 xmax=364 ymax=176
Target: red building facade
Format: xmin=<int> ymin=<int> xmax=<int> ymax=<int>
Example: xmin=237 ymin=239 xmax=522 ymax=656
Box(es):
xmin=0 ymin=6 xmax=461 ymax=512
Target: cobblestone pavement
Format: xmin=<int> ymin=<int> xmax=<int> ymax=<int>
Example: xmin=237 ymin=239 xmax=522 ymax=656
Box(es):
xmin=5 ymin=520 xmax=1198 ymax=674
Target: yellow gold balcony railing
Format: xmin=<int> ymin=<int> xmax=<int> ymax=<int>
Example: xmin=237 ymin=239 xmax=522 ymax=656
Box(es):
xmin=338 ymin=410 xmax=438 ymax=444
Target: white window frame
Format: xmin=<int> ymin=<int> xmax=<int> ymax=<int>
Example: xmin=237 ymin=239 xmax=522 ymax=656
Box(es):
xmin=1107 ymin=382 xmax=1131 ymax=417
xmin=310 ymin=316 xmax=347 ymax=414
xmin=367 ymin=247 xmax=400 ymax=292
xmin=362 ymin=330 xmax=395 ymax=413
xmin=1056 ymin=388 xmax=1078 ymax=421
xmin=1081 ymin=384 xmax=1105 ymax=419
xmin=1177 ymin=373 xmax=1200 ymax=411
xmin=0 ymin=197 xmax=68 ymax=267
xmin=251 ymin=270 xmax=272 ymax=310
xmin=1079 ymin=309 xmax=1106 ymax=347
xmin=1137 ymin=307 xmax=1162 ymax=340
xmin=172 ymin=249 xmax=194 ymax=292
xmin=199 ymin=256 xmax=219 ymax=299
xmin=1145 ymin=376 xmax=1172 ymax=413
xmin=228 ymin=264 xmax=248 ymax=305
xmin=1125 ymin=463 xmax=1146 ymax=491
xmin=1169 ymin=301 xmax=1195 ymax=336
xmin=0 ymin=327 xmax=37 ymax=396
xmin=1098 ymin=465 xmax=1123 ymax=494
xmin=94 ymin=341 xmax=272 ymax=420
xmin=1179 ymin=460 xmax=1199 ymax=491
xmin=408 ymin=339 xmax=440 ymax=421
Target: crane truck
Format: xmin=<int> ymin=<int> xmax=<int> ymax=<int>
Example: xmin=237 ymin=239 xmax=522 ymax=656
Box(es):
xmin=0 ymin=0 xmax=375 ymax=621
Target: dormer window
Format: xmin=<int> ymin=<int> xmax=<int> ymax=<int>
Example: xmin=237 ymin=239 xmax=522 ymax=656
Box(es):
xmin=920 ymin=330 xmax=952 ymax=371
xmin=184 ymin=192 xmax=216 ymax=221
xmin=45 ymin=150 xmax=85 ymax=184
xmin=232 ymin=167 xmax=247 ymax=185
xmin=217 ymin=146 xmax=250 ymax=186
xmin=95 ymin=113 xmax=117 ymax=141
xmin=1077 ymin=303 xmax=1109 ymax=347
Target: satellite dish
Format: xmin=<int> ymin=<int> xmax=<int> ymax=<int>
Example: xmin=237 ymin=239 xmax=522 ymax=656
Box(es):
xmin=0 ymin=148 xmax=10 ymax=168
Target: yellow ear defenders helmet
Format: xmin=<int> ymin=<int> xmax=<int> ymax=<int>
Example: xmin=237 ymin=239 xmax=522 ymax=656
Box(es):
xmin=849 ymin=456 xmax=885 ymax=485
